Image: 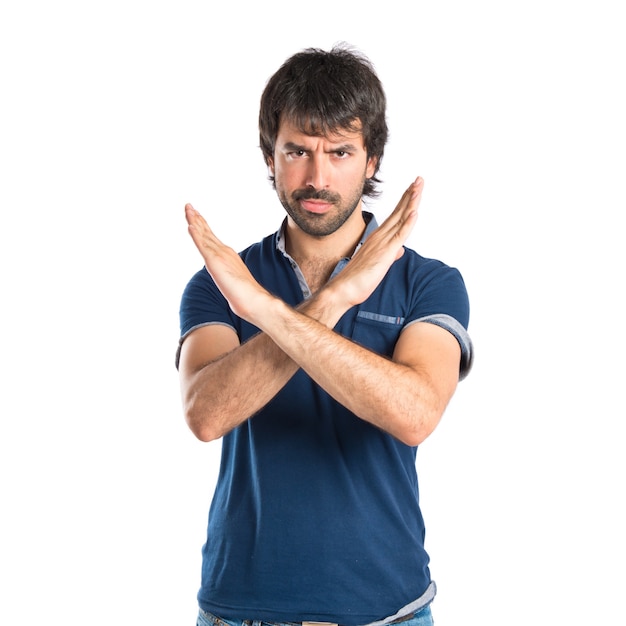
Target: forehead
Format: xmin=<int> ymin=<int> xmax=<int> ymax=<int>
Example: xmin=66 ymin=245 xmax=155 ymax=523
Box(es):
xmin=276 ymin=116 xmax=366 ymax=148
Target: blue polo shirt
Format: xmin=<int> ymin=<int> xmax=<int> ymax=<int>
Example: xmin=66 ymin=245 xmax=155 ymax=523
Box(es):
xmin=178 ymin=213 xmax=472 ymax=625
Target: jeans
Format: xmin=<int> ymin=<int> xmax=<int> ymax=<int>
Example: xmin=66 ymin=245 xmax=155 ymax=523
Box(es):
xmin=197 ymin=605 xmax=434 ymax=626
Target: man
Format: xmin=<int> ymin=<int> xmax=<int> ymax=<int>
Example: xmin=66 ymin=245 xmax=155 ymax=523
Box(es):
xmin=177 ymin=44 xmax=472 ymax=626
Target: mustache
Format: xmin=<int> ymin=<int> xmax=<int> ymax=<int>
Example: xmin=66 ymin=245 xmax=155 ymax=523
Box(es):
xmin=292 ymin=188 xmax=340 ymax=203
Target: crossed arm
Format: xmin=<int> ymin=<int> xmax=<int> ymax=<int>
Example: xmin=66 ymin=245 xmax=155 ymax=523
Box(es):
xmin=178 ymin=178 xmax=461 ymax=445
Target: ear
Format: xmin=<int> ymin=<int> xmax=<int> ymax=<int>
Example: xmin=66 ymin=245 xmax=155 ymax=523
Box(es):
xmin=267 ymin=156 xmax=275 ymax=177
xmin=366 ymin=156 xmax=378 ymax=179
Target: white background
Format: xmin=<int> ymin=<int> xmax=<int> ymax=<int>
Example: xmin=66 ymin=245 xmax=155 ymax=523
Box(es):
xmin=1 ymin=2 xmax=624 ymax=625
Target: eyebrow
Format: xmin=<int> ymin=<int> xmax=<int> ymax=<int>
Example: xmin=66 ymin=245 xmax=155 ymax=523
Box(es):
xmin=282 ymin=141 xmax=359 ymax=152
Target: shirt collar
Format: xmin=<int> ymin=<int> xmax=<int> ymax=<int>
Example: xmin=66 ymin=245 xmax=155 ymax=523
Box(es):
xmin=275 ymin=211 xmax=378 ymax=257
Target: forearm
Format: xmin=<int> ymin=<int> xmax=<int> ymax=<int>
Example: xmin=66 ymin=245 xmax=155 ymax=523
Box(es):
xmin=182 ymin=331 xmax=295 ymax=440
xmin=182 ymin=291 xmax=346 ymax=441
xmin=254 ymin=295 xmax=441 ymax=446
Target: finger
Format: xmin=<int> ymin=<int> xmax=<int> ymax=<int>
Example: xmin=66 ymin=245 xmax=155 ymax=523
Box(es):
xmin=185 ymin=203 xmax=210 ymax=225
xmin=184 ymin=203 xmax=198 ymax=223
xmin=378 ymin=179 xmax=423 ymax=239
xmin=185 ymin=204 xmax=216 ymax=241
xmin=407 ymin=176 xmax=424 ymax=206
xmin=394 ymin=204 xmax=418 ymax=241
xmin=389 ymin=179 xmax=422 ymax=240
xmin=399 ymin=177 xmax=423 ymax=223
xmin=389 ymin=177 xmax=424 ymax=218
xmin=184 ymin=204 xmax=212 ymax=249
xmin=391 ymin=185 xmax=415 ymax=215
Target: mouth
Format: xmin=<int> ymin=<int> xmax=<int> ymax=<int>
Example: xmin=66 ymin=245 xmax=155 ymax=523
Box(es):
xmin=299 ymin=199 xmax=333 ymax=214
xmin=292 ymin=189 xmax=339 ymax=215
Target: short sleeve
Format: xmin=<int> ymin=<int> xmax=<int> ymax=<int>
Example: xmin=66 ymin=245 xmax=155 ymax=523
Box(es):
xmin=404 ymin=260 xmax=473 ymax=380
xmin=175 ymin=267 xmax=236 ymax=369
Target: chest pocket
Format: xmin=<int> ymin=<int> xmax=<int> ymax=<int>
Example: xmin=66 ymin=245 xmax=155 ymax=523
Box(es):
xmin=352 ymin=311 xmax=405 ymax=358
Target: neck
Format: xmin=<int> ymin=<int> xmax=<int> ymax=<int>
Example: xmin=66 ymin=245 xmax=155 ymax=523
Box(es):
xmin=284 ymin=205 xmax=367 ymax=266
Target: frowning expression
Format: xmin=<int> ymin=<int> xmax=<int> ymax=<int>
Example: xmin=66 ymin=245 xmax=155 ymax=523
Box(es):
xmin=269 ymin=118 xmax=377 ymax=237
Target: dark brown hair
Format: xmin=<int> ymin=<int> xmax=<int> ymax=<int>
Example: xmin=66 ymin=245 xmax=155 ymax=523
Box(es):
xmin=259 ymin=44 xmax=388 ymax=198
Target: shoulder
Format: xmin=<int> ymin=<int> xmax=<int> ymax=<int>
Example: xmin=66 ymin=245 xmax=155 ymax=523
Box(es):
xmin=398 ymin=246 xmax=463 ymax=280
xmin=238 ymin=232 xmax=280 ymax=264
xmin=389 ymin=249 xmax=470 ymax=320
xmin=394 ymin=248 xmax=473 ymax=378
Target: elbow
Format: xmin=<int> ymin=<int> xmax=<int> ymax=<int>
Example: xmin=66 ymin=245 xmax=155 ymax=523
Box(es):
xmin=394 ymin=407 xmax=444 ymax=447
xmin=187 ymin=416 xmax=221 ymax=443
xmin=184 ymin=402 xmax=223 ymax=443
xmin=190 ymin=423 xmax=218 ymax=443
xmin=399 ymin=430 xmax=427 ymax=448
xmin=396 ymin=426 xmax=430 ymax=448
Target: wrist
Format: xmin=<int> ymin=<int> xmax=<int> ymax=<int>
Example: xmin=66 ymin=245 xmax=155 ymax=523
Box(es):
xmin=301 ymin=282 xmax=348 ymax=328
xmin=252 ymin=292 xmax=286 ymax=331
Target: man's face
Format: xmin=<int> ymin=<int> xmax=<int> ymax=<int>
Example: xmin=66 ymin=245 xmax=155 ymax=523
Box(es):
xmin=269 ymin=118 xmax=377 ymax=237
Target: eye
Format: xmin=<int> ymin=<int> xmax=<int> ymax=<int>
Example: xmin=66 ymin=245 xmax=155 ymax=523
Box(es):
xmin=334 ymin=150 xmax=350 ymax=159
xmin=287 ymin=149 xmax=307 ymax=159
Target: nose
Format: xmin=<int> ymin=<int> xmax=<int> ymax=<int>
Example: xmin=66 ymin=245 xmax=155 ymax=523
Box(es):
xmin=305 ymin=153 xmax=330 ymax=189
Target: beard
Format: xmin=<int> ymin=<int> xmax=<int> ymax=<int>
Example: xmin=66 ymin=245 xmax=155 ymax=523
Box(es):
xmin=276 ymin=173 xmax=367 ymax=237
